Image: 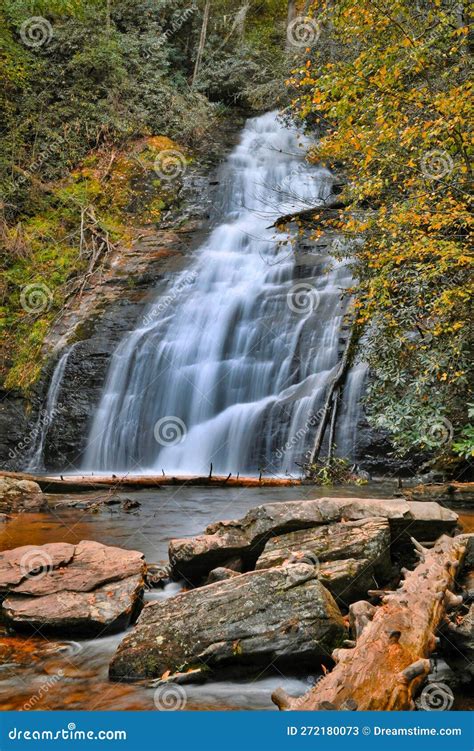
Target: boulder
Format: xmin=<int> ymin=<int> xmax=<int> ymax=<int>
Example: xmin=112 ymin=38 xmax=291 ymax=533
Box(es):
xmin=109 ymin=563 xmax=347 ymax=681
xmin=0 ymin=475 xmax=44 ymax=513
xmin=3 ymin=577 xmax=144 ymax=636
xmin=254 ymin=518 xmax=392 ymax=606
xmin=0 ymin=540 xmax=145 ymax=636
xmin=401 ymin=482 xmax=474 ymax=508
xmin=255 ymin=517 xmax=392 ymax=579
xmin=318 ymin=559 xmax=376 ymax=605
xmin=169 ymin=498 xmax=457 ymax=583
xmin=205 ymin=567 xmax=240 ymax=584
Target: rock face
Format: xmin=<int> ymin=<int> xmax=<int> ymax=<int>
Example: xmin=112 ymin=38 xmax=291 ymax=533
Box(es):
xmin=317 ymin=559 xmax=376 ymax=605
xmin=109 ymin=563 xmax=347 ymax=681
xmin=0 ymin=541 xmax=145 ymax=636
xmin=256 ymin=518 xmax=391 ymax=577
xmin=255 ymin=518 xmax=392 ymax=606
xmin=169 ymin=498 xmax=458 ymax=583
xmin=0 ymin=475 xmax=43 ymax=513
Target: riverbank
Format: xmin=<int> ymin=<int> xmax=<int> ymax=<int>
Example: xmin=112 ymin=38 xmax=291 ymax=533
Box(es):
xmin=0 ymin=486 xmax=472 ymax=711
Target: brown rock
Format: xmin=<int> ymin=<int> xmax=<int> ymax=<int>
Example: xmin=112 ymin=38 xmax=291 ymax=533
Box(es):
xmin=0 ymin=475 xmax=44 ymax=513
xmin=255 ymin=518 xmax=392 ymax=580
xmin=3 ymin=576 xmax=143 ymax=636
xmin=0 ymin=541 xmax=145 ymax=636
xmin=169 ymin=498 xmax=457 ymax=583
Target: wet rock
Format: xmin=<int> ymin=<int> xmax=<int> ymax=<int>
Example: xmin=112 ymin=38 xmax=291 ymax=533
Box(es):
xmin=0 ymin=540 xmax=145 ymax=636
xmin=256 ymin=517 xmax=392 ymax=580
xmin=205 ymin=567 xmax=240 ymax=584
xmin=145 ymin=563 xmax=170 ymax=589
xmin=3 ymin=577 xmax=144 ymax=637
xmin=122 ymin=498 xmax=141 ymax=512
xmin=317 ymin=559 xmax=378 ymax=606
xmin=169 ymin=498 xmax=457 ymax=583
xmin=0 ymin=475 xmax=44 ymax=513
xmin=401 ymin=482 xmax=474 ymax=508
xmin=109 ymin=563 xmax=347 ymax=681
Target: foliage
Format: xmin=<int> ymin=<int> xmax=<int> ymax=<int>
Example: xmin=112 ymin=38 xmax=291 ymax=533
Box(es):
xmin=1 ymin=134 xmax=184 ymax=390
xmin=301 ymin=457 xmax=364 ymax=486
xmin=287 ymin=0 xmax=472 ymax=461
xmin=453 ymin=404 xmax=474 ymax=459
xmin=0 ymin=0 xmax=288 ymax=392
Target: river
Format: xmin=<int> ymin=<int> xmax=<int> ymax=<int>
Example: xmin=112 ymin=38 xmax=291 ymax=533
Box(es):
xmin=1 ymin=485 xmax=472 ymax=711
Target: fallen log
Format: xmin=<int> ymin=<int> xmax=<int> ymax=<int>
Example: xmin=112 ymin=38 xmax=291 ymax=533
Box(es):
xmin=0 ymin=471 xmax=302 ymax=494
xmin=272 ymin=533 xmax=470 ymax=711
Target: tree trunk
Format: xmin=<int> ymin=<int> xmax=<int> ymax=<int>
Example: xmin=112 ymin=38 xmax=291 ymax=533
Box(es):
xmin=192 ymin=0 xmax=211 ymax=87
xmin=309 ymin=320 xmax=354 ymax=464
xmin=285 ymin=0 xmax=297 ymax=49
xmin=272 ymin=534 xmax=469 ymax=711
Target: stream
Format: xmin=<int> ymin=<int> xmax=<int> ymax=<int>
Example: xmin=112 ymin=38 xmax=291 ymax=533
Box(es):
xmin=1 ymin=485 xmax=472 ymax=711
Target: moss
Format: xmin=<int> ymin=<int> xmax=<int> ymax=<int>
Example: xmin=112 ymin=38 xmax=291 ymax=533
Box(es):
xmin=2 ymin=135 xmax=186 ymax=393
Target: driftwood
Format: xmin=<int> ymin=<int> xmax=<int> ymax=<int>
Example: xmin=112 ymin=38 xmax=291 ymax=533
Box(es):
xmin=272 ymin=534 xmax=469 ymax=711
xmin=0 ymin=470 xmax=302 ymax=494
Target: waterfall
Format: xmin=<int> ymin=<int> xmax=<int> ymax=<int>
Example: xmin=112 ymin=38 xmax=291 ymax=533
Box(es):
xmin=83 ymin=111 xmax=364 ymax=476
xmin=27 ymin=347 xmax=72 ymax=471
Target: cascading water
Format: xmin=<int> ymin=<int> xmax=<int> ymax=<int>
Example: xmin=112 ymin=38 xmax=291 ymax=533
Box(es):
xmin=82 ymin=111 xmax=365 ymax=476
xmin=27 ymin=346 xmax=74 ymax=471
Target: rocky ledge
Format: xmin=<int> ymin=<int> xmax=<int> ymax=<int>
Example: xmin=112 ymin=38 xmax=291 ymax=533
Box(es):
xmin=0 ymin=540 xmax=145 ymax=637
xmin=108 ymin=496 xmax=460 ymax=684
xmin=169 ymin=497 xmax=458 ymax=584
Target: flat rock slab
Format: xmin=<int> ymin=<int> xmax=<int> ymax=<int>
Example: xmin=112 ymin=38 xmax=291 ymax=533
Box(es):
xmin=256 ymin=517 xmax=391 ymax=577
xmin=0 ymin=541 xmax=145 ymax=637
xmin=169 ymin=498 xmax=457 ymax=583
xmin=255 ymin=518 xmax=392 ymax=605
xmin=3 ymin=576 xmax=144 ymax=636
xmin=109 ymin=563 xmax=347 ymax=681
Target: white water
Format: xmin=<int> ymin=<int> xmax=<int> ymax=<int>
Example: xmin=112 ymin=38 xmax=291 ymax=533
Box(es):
xmin=82 ymin=111 xmax=365 ymax=475
xmin=27 ymin=347 xmax=73 ymax=471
